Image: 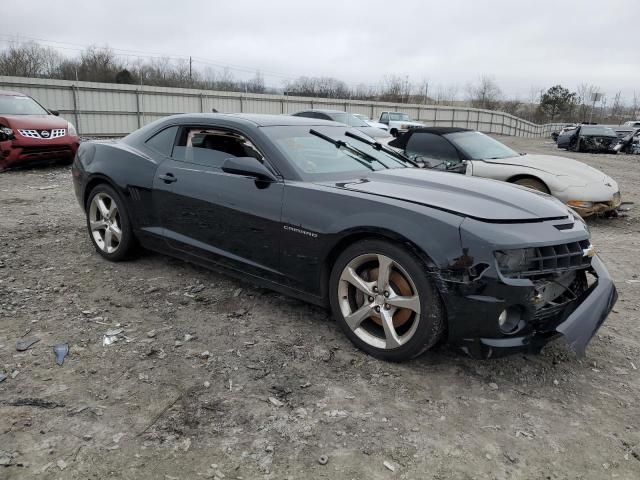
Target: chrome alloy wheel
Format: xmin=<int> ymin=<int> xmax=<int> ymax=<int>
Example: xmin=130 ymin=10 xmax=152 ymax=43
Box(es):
xmin=338 ymin=254 xmax=421 ymax=350
xmin=89 ymin=192 xmax=122 ymax=254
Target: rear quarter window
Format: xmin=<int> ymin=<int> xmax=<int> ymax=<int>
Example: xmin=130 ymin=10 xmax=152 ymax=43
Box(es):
xmin=145 ymin=126 xmax=178 ymax=156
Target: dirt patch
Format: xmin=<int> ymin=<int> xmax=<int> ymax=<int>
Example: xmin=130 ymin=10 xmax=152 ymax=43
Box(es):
xmin=0 ymin=138 xmax=639 ymax=479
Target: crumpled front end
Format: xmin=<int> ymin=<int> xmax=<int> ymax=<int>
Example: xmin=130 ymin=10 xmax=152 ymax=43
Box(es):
xmin=436 ymin=215 xmax=617 ymax=358
xmin=0 ymin=131 xmax=79 ymax=171
xmin=580 ymin=135 xmax=619 ymax=153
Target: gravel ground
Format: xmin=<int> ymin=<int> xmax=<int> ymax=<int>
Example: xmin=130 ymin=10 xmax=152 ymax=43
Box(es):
xmin=0 ymin=136 xmax=639 ymax=479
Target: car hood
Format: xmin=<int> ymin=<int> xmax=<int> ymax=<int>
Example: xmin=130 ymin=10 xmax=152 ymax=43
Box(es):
xmin=366 ymin=121 xmax=389 ymax=130
xmin=394 ymin=120 xmax=423 ymax=127
xmin=0 ymin=114 xmax=68 ymax=129
xmin=354 ymin=126 xmax=392 ymax=139
xmin=482 ymin=154 xmax=608 ymax=183
xmin=320 ymin=168 xmax=570 ymax=222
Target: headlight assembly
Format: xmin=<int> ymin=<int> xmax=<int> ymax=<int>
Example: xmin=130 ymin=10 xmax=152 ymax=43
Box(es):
xmin=494 ymin=248 xmax=537 ymax=274
xmin=567 ymin=200 xmax=593 ymax=209
xmin=67 ymin=122 xmax=78 ymax=136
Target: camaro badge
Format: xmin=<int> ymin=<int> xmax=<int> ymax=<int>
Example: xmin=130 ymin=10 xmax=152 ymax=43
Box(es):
xmin=583 ymin=244 xmax=596 ymax=258
xmin=283 ymin=225 xmax=318 ymax=238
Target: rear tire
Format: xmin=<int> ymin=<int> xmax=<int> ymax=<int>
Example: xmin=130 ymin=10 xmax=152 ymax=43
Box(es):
xmin=512 ymin=177 xmax=550 ymax=194
xmin=329 ymin=239 xmax=445 ymax=362
xmin=85 ymin=184 xmax=136 ymax=262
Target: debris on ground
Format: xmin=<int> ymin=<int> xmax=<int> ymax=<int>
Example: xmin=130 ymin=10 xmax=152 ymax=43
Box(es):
xmin=383 ymin=460 xmax=396 ymax=472
xmin=53 ymin=343 xmax=69 ymax=365
xmin=103 ymin=329 xmax=123 ymax=346
xmin=5 ymin=398 xmax=64 ymax=409
xmin=16 ymin=336 xmax=40 ymax=351
xmin=318 ymin=455 xmax=328 ymax=465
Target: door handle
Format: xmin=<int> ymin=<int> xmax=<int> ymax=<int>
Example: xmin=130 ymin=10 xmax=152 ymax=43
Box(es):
xmin=159 ymin=173 xmax=177 ymax=184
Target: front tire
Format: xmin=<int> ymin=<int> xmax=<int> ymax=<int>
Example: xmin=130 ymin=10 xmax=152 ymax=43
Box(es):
xmin=329 ymin=239 xmax=445 ymax=361
xmin=86 ymin=184 xmax=136 ymax=261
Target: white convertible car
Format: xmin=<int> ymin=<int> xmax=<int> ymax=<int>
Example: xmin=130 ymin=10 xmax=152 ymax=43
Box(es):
xmin=387 ymin=127 xmax=621 ymax=217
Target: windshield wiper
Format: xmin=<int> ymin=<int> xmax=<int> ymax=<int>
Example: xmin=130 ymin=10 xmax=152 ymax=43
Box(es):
xmin=309 ymin=129 xmax=381 ymax=171
xmin=344 ymin=131 xmax=420 ymax=167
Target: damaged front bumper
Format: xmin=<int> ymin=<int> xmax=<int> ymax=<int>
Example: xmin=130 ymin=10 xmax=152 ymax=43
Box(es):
xmin=571 ymin=195 xmax=622 ymax=217
xmin=448 ymin=256 xmax=616 ymax=358
xmin=580 ymin=135 xmax=619 ymax=153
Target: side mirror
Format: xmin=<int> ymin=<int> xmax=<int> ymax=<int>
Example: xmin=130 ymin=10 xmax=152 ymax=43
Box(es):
xmin=222 ymin=157 xmax=277 ymax=182
xmin=49 ymin=110 xmax=60 ymax=116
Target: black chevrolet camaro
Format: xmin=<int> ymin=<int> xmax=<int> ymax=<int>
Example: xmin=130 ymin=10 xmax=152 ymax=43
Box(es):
xmin=72 ymin=114 xmax=617 ymax=360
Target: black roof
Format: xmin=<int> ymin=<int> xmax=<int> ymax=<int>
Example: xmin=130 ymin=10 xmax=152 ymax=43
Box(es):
xmin=410 ymin=127 xmax=470 ymax=135
xmin=155 ymin=113 xmax=342 ymax=127
xmin=389 ymin=127 xmax=470 ymax=149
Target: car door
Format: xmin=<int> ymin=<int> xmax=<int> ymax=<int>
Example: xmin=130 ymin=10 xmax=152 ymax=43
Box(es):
xmin=557 ymin=127 xmax=579 ymax=149
xmin=153 ymin=125 xmax=285 ymax=280
xmin=404 ymin=132 xmax=464 ymax=172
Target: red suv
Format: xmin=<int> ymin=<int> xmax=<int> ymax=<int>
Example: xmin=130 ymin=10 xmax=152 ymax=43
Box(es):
xmin=0 ymin=90 xmax=80 ymax=171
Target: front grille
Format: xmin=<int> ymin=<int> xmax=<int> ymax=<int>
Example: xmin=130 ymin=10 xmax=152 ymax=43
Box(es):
xmin=497 ymin=240 xmax=592 ymax=278
xmin=18 ymin=129 xmax=66 ymax=139
xmin=19 ymin=145 xmax=73 ymax=160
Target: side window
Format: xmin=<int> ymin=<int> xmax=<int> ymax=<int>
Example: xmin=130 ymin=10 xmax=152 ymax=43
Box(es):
xmin=406 ymin=133 xmax=460 ymax=162
xmin=145 ymin=126 xmax=178 ymax=156
xmin=380 ymin=113 xmax=389 ymax=123
xmin=172 ymin=127 xmax=264 ymax=168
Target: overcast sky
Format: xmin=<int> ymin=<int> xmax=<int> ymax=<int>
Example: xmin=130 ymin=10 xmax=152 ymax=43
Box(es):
xmin=1 ymin=0 xmax=637 ymax=101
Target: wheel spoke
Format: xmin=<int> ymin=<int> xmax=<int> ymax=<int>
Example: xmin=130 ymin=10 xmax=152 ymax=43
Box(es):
xmin=381 ymin=308 xmax=401 ymax=348
xmin=96 ymin=197 xmax=110 ymax=218
xmin=110 ymin=225 xmax=122 ymax=242
xmin=108 ymin=202 xmax=118 ymax=218
xmin=344 ymin=303 xmax=373 ymax=330
xmin=90 ymin=219 xmax=107 ymax=231
xmin=104 ymin=229 xmax=113 ymax=251
xmin=341 ymin=267 xmax=374 ymax=296
xmin=377 ymin=254 xmax=393 ymax=292
xmin=387 ymin=294 xmax=421 ymax=314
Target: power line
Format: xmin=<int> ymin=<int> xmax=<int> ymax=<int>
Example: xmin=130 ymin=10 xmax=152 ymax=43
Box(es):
xmin=0 ymin=32 xmax=384 ymax=90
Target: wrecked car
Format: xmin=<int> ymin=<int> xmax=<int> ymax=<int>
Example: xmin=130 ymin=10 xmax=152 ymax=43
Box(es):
xmin=557 ymin=125 xmax=619 ymax=153
xmin=0 ymin=90 xmax=80 ymax=171
xmin=551 ymin=124 xmax=576 ymax=142
xmin=72 ymin=114 xmax=616 ymax=360
xmin=388 ymin=128 xmax=622 ymax=217
xmin=613 ymin=128 xmax=640 ymax=154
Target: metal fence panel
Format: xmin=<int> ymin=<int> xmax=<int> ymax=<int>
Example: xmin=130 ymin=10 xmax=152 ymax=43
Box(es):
xmin=0 ymin=75 xmax=566 ymax=138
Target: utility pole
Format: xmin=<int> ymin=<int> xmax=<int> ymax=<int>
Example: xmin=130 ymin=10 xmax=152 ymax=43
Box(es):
xmin=189 ymin=56 xmax=192 ymax=82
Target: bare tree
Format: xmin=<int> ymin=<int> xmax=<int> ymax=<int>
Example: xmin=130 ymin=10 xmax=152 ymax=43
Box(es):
xmin=466 ymin=75 xmax=502 ymax=110
xmin=245 ymin=71 xmax=265 ymax=94
xmin=500 ymin=98 xmax=523 ymax=116
xmin=0 ymin=41 xmax=61 ymax=78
